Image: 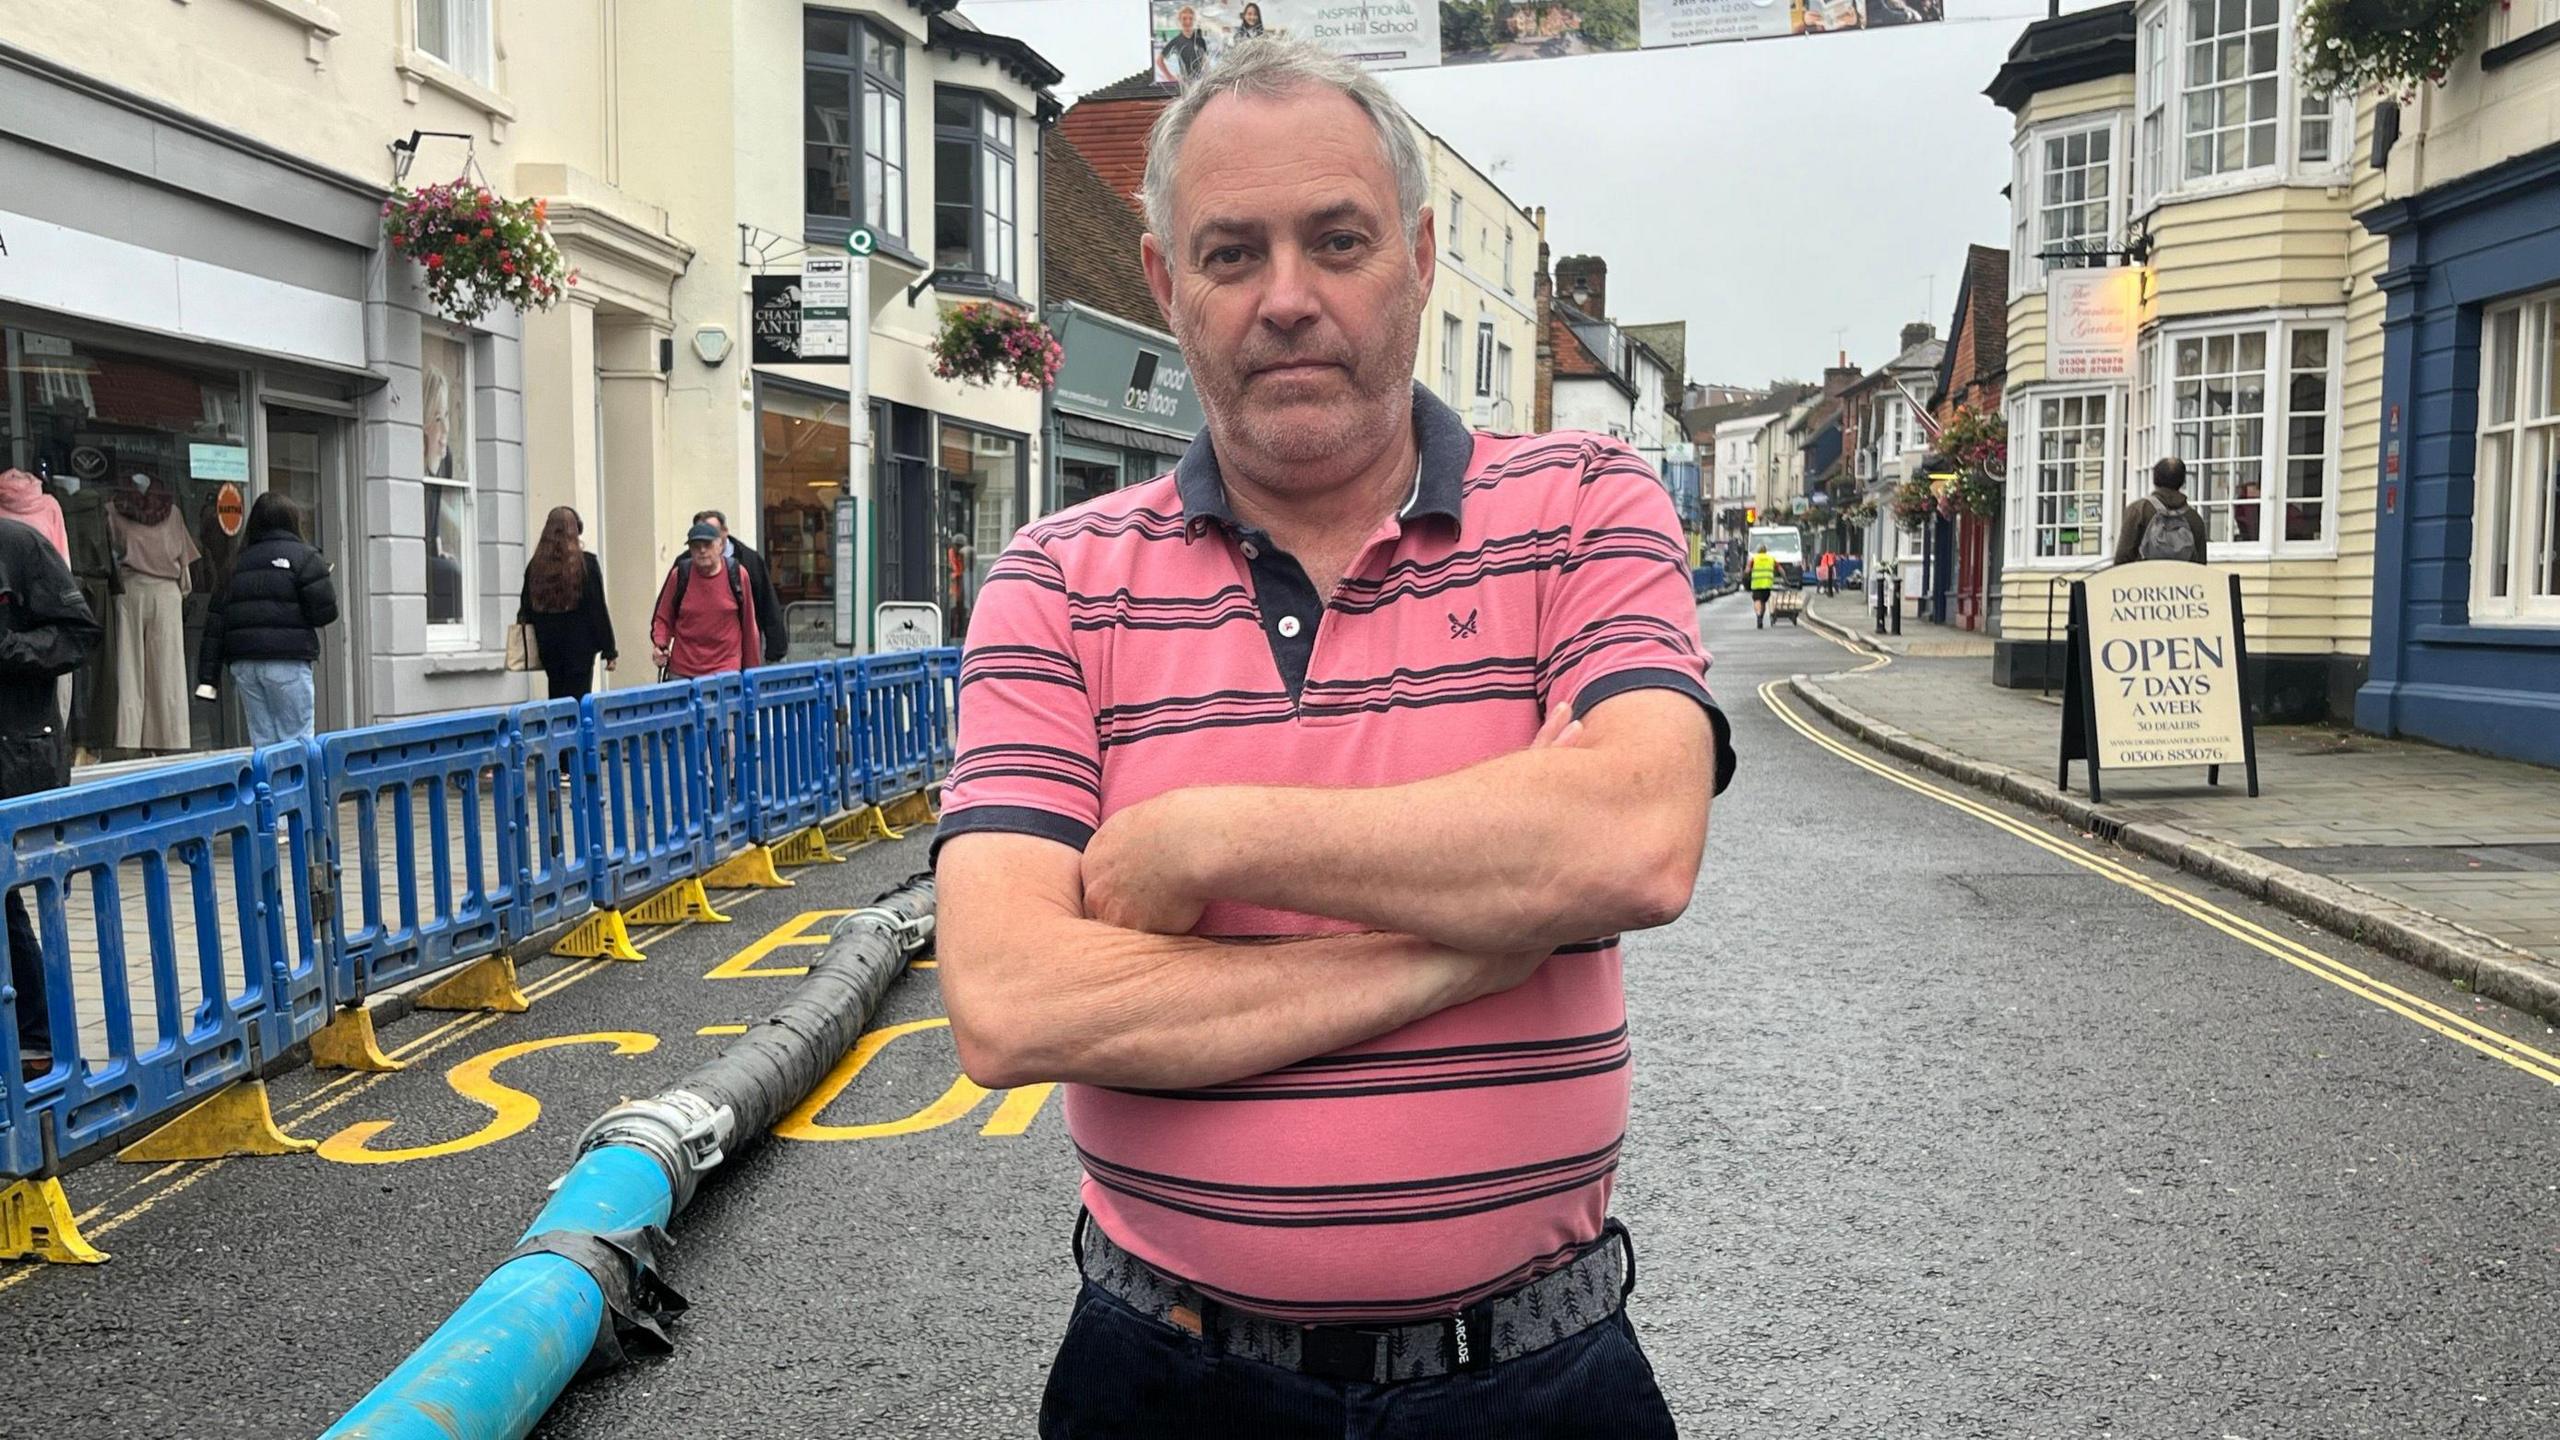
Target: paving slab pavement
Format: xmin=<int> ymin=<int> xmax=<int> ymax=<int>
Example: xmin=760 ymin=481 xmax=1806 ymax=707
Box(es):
xmin=1796 ymin=592 xmax=2560 ymax=1021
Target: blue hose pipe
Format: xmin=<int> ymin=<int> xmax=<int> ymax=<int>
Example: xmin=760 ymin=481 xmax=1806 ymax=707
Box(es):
xmin=321 ymin=1145 xmax=674 ymax=1440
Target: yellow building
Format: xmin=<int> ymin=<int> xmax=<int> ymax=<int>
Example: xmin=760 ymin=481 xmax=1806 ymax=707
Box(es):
xmin=1985 ymin=0 xmax=2383 ymax=720
xmin=1417 ymin=126 xmax=1541 ymax=431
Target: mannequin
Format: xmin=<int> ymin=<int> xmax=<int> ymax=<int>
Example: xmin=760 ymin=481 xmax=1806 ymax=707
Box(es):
xmin=108 ymin=472 xmax=199 ymax=752
xmin=50 ymin=461 xmax=123 ymax=759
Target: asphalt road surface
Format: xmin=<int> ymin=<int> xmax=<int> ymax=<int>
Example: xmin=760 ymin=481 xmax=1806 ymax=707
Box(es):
xmin=4 ymin=596 xmax=2554 ymax=1439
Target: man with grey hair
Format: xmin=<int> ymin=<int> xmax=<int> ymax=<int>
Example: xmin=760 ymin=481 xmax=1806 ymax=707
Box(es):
xmin=936 ymin=37 xmax=1729 ymax=1435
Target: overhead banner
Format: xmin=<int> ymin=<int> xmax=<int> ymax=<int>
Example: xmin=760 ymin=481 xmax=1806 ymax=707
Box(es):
xmin=1147 ymin=0 xmax=1939 ymax=81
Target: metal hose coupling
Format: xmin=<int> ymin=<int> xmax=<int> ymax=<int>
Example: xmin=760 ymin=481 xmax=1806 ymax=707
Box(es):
xmin=573 ymin=1089 xmax=736 ymax=1215
xmin=835 ymin=903 xmax=934 ymax=952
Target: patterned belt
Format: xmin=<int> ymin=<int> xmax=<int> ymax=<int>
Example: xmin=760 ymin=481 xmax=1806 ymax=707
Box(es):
xmin=1072 ymin=1213 xmax=1635 ymax=1385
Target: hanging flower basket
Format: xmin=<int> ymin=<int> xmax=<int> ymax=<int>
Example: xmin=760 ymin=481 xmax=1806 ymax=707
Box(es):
xmin=2299 ymin=0 xmax=2495 ymax=98
xmin=1935 ymin=404 xmax=2008 ymax=479
xmin=381 ymin=178 xmax=574 ymax=325
xmin=1890 ymin=479 xmax=1939 ymax=530
xmin=931 ymin=302 xmax=1063 ymax=391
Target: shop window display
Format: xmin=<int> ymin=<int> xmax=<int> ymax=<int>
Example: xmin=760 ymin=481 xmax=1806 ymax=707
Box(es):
xmin=1 ymin=327 xmax=250 ymax=758
xmin=938 ymin=422 xmax=1020 ymax=640
xmin=757 ymin=387 xmax=853 ymax=655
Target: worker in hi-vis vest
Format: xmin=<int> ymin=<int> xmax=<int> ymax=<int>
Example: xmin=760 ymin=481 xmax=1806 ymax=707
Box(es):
xmin=1748 ymin=544 xmax=1780 ymax=629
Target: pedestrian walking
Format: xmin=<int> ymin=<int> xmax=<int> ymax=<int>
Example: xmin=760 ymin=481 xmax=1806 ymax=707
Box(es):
xmin=0 ymin=515 xmax=102 ymax=1080
xmin=2113 ymin=456 xmax=2210 ymax=566
xmin=191 ymin=492 xmax=337 ymax=748
xmin=690 ymin=509 xmax=788 ymax=665
xmin=1818 ymin=550 xmax=1838 ymax=596
xmin=936 ymin=38 xmax=1732 ymax=1439
xmin=1748 ymin=542 xmax=1780 ymax=627
xmin=649 ymin=522 xmax=762 ymax=680
xmin=516 ymin=506 xmax=617 ymax=700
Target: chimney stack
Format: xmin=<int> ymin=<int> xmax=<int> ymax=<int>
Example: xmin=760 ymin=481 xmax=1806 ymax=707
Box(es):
xmin=1822 ymin=364 xmax=1862 ymax=396
xmin=1554 ymin=255 xmax=1608 ymax=320
xmin=1900 ymin=321 xmax=1938 ymax=352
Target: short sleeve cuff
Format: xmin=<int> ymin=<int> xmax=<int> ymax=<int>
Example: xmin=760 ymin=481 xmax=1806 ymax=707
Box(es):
xmin=929 ymin=804 xmax=1098 ymax=864
xmin=1572 ymin=666 xmax=1738 ymax=796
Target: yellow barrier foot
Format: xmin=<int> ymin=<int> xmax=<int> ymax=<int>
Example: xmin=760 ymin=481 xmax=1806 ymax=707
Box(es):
xmin=773 ymin=825 xmax=842 ymax=866
xmin=310 ymin=1006 xmax=404 ymax=1072
xmin=830 ymin=805 xmax=904 ymax=845
xmin=552 ymin=908 xmax=646 ymax=961
xmin=0 ymin=1177 xmax=106 ymax=1264
xmin=416 ymin=952 xmax=531 ymax=1014
xmin=883 ymin=791 xmax=935 ymax=830
xmin=629 ymin=874 xmax=736 ymax=925
xmin=116 ymin=1081 xmax=316 ymax=1163
xmin=701 ymin=846 xmax=792 ymax=890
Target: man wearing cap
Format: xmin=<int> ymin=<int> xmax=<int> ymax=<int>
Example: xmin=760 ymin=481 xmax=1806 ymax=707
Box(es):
xmin=935 ymin=38 xmax=1731 ymax=1436
xmin=648 ymin=523 xmax=762 ymax=679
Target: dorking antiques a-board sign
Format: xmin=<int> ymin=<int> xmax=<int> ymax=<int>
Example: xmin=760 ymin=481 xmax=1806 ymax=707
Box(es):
xmin=2059 ymin=559 xmax=2261 ymax=801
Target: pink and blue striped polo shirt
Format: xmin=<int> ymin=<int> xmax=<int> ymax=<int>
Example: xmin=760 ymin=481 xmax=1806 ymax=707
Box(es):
xmin=938 ymin=386 xmax=1735 ymax=1322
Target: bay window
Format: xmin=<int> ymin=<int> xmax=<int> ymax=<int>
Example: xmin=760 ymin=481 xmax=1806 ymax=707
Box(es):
xmin=2182 ymin=0 xmax=2280 ymax=179
xmin=2012 ymin=119 xmax=2122 ymax=294
xmin=2157 ymin=314 xmax=2339 ymax=553
xmin=2034 ymin=393 xmax=2114 ymax=559
xmin=2133 ymin=0 xmax=2350 ymax=207
xmin=2006 ymin=390 xmax=2121 ymax=564
xmin=805 ymin=10 xmax=907 ymax=245
xmin=2471 ymin=290 xmax=2560 ymax=623
xmin=935 ymin=92 xmax=1019 ymax=291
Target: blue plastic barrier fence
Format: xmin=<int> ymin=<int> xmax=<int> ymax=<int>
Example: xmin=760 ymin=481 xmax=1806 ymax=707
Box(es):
xmin=588 ymin=681 xmax=718 ymax=908
xmin=693 ymin=672 xmax=754 ymax=865
xmin=509 ymin=700 xmax=601 ymax=940
xmin=853 ymin=654 xmax=933 ymax=805
xmin=252 ymin=739 xmax=334 ymax=1060
xmin=831 ymin=658 xmax=876 ymax=821
xmin=741 ymin=663 xmax=838 ymax=844
xmin=4 ymin=648 xmax=968 ymax=1179
xmin=0 ymin=754 xmax=306 ymax=1177
xmin=926 ymin=649 xmax=960 ymax=776
xmin=316 ymin=712 xmax=519 ymax=1005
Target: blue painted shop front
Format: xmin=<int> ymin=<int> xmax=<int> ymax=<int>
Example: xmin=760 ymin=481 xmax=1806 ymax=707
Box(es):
xmin=2358 ymin=139 xmax=2560 ymax=769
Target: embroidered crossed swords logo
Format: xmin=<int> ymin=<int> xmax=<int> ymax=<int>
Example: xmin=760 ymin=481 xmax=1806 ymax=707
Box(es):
xmin=1448 ymin=609 xmax=1480 ymax=640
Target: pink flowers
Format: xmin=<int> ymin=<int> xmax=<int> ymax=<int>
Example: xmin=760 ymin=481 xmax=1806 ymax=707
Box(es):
xmin=379 ymin=173 xmax=570 ymax=324
xmin=930 ymin=301 xmax=1062 ymax=391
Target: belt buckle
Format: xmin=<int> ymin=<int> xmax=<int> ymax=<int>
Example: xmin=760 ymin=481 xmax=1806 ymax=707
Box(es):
xmin=1299 ymin=1326 xmax=1388 ymax=1383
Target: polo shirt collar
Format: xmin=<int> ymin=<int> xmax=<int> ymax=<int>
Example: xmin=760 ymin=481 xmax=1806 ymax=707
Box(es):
xmin=1175 ymin=382 xmax=1470 ymax=535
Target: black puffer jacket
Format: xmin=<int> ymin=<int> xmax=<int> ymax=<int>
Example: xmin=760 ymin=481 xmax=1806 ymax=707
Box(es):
xmin=0 ymin=517 xmax=102 ymax=799
xmin=196 ymin=525 xmax=338 ymax=688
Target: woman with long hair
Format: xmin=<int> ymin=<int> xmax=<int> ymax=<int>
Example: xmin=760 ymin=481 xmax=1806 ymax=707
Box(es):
xmin=193 ymin=491 xmax=338 ymax=747
xmin=516 ymin=506 xmax=617 ymax=699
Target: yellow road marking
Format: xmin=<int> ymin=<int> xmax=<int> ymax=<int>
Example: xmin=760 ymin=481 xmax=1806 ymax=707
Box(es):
xmin=698 ymin=1024 xmax=748 ymax=1037
xmin=2 ymin=877 xmax=808 ymax=1285
xmin=704 ymin=909 xmax=850 ymax=980
xmin=316 ymin=1032 xmax=660 ymax=1165
xmin=1760 ymin=669 xmax=2560 ymax=1087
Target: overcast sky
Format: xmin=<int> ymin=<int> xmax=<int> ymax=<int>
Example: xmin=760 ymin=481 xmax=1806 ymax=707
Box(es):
xmin=957 ymin=0 xmax=2082 ymax=387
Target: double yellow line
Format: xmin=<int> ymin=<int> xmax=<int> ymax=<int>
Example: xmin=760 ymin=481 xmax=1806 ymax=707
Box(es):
xmin=0 ymin=890 xmax=775 ymax=1295
xmin=1766 ymin=626 xmax=2560 ymax=1088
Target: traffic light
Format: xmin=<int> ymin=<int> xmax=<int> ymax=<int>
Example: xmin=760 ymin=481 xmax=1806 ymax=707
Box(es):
xmin=1745 ymin=507 xmax=1758 ymax=524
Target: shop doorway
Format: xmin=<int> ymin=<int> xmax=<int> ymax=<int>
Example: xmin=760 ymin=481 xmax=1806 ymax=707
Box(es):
xmin=261 ymin=405 xmax=358 ymax=734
